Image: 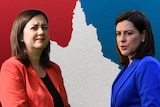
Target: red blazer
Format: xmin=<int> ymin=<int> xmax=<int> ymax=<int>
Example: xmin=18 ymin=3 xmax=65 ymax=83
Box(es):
xmin=0 ymin=57 xmax=70 ymax=107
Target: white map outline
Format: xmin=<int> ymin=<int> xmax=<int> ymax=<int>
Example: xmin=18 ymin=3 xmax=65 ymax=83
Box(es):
xmin=50 ymin=1 xmax=119 ymax=107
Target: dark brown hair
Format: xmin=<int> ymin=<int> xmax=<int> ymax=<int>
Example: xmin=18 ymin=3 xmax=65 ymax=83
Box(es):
xmin=10 ymin=9 xmax=51 ymax=67
xmin=115 ymin=10 xmax=155 ymax=66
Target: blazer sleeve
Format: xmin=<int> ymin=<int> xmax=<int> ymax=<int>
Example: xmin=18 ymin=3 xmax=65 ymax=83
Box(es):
xmin=0 ymin=59 xmax=28 ymax=107
xmin=136 ymin=57 xmax=160 ymax=106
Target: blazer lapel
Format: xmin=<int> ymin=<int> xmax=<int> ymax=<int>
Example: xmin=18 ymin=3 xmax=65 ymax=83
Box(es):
xmin=46 ymin=68 xmax=60 ymax=92
xmin=27 ymin=64 xmax=61 ymax=93
xmin=27 ymin=65 xmax=49 ymax=92
xmin=112 ymin=59 xmax=141 ymax=102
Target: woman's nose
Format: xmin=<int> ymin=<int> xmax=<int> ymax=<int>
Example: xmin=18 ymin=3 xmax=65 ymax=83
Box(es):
xmin=120 ymin=35 xmax=126 ymax=42
xmin=38 ymin=27 xmax=44 ymax=35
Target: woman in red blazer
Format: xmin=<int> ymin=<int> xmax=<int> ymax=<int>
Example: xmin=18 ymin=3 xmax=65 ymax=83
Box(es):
xmin=0 ymin=9 xmax=70 ymax=107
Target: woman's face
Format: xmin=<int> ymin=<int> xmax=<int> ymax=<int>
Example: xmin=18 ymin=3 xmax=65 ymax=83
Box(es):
xmin=116 ymin=20 xmax=145 ymax=59
xmin=23 ymin=15 xmax=49 ymax=52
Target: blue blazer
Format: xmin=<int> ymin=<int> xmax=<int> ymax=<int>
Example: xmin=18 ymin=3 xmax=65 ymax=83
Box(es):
xmin=111 ymin=56 xmax=160 ymax=107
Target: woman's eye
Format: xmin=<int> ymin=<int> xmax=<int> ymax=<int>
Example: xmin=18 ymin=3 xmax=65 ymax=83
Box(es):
xmin=31 ymin=27 xmax=38 ymax=30
xmin=116 ymin=32 xmax=121 ymax=36
xmin=42 ymin=26 xmax=48 ymax=30
xmin=126 ymin=32 xmax=133 ymax=35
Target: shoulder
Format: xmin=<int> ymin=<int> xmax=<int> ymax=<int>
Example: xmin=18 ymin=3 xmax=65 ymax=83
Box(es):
xmin=48 ymin=61 xmax=62 ymax=73
xmin=1 ymin=56 xmax=26 ymax=74
xmin=139 ymin=56 xmax=160 ymax=67
xmin=49 ymin=61 xmax=60 ymax=69
xmin=136 ymin=56 xmax=160 ymax=75
xmin=1 ymin=56 xmax=24 ymax=68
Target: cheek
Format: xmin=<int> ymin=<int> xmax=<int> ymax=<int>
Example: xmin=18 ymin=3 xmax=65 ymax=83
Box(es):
xmin=129 ymin=37 xmax=142 ymax=50
xmin=47 ymin=34 xmax=50 ymax=40
xmin=46 ymin=32 xmax=50 ymax=37
xmin=23 ymin=32 xmax=35 ymax=44
xmin=116 ymin=39 xmax=121 ymax=48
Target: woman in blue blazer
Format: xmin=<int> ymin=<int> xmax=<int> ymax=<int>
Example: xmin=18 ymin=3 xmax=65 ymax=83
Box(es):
xmin=111 ymin=10 xmax=160 ymax=107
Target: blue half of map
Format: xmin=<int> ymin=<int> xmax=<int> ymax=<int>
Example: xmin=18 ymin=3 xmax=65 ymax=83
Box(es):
xmin=81 ymin=0 xmax=160 ymax=64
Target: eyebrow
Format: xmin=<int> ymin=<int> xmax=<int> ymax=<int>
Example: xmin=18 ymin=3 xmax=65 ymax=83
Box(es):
xmin=116 ymin=30 xmax=134 ymax=32
xmin=32 ymin=23 xmax=48 ymax=26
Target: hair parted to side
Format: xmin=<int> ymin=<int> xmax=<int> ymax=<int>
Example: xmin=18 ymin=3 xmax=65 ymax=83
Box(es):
xmin=115 ymin=10 xmax=155 ymax=66
xmin=10 ymin=9 xmax=51 ymax=67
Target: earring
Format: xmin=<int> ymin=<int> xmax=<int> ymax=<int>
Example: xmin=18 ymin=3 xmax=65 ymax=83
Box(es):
xmin=142 ymin=39 xmax=145 ymax=42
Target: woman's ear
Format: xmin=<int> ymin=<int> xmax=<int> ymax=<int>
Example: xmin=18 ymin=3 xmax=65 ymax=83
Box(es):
xmin=142 ymin=30 xmax=146 ymax=42
xmin=20 ymin=34 xmax=24 ymax=42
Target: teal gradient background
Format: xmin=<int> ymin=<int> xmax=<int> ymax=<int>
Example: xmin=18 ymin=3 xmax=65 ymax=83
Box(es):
xmin=81 ymin=0 xmax=160 ymax=64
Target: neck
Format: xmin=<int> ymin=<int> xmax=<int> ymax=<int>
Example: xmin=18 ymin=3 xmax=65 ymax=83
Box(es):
xmin=27 ymin=49 xmax=43 ymax=66
xmin=27 ymin=50 xmax=46 ymax=78
xmin=128 ymin=58 xmax=133 ymax=66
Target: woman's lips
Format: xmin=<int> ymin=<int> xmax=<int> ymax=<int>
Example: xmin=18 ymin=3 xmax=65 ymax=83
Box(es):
xmin=120 ymin=45 xmax=127 ymax=50
xmin=36 ymin=38 xmax=45 ymax=41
